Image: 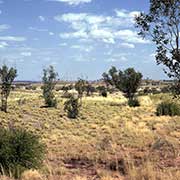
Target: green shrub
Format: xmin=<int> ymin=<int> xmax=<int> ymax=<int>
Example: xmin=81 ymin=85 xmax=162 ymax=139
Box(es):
xmin=0 ymin=128 xmax=46 ymax=178
xmin=101 ymin=89 xmax=107 ymax=97
xmin=156 ymin=101 xmax=180 ymax=116
xmin=64 ymin=94 xmax=80 ymax=119
xmin=128 ymin=98 xmax=140 ymax=107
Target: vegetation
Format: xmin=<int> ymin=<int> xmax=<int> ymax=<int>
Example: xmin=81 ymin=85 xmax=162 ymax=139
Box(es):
xmin=128 ymin=98 xmax=140 ymax=107
xmin=64 ymin=94 xmax=80 ymax=119
xmin=42 ymin=66 xmax=58 ymax=107
xmin=0 ymin=65 xmax=17 ymax=112
xmin=0 ymin=127 xmax=45 ymax=178
xmin=97 ymin=86 xmax=108 ymax=97
xmin=103 ymin=67 xmax=142 ymax=104
xmin=0 ymin=91 xmax=178 ymax=179
xmin=85 ymin=82 xmax=95 ymax=96
xmin=156 ymin=101 xmax=180 ymax=116
xmin=135 ymin=0 xmax=180 ymax=96
xmin=75 ymin=79 xmax=87 ymax=99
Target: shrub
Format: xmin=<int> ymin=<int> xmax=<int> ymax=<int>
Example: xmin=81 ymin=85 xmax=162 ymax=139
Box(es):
xmin=0 ymin=128 xmax=46 ymax=178
xmin=97 ymin=86 xmax=107 ymax=97
xmin=156 ymin=101 xmax=180 ymax=116
xmin=64 ymin=94 xmax=80 ymax=119
xmin=42 ymin=66 xmax=58 ymax=108
xmin=128 ymin=98 xmax=140 ymax=107
xmin=101 ymin=89 xmax=107 ymax=97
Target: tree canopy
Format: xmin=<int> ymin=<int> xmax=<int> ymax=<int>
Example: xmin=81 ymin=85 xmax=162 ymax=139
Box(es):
xmin=135 ymin=0 xmax=180 ymax=95
xmin=103 ymin=67 xmax=142 ymax=99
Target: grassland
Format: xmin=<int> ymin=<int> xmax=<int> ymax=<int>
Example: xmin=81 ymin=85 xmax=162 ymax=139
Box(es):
xmin=0 ymin=91 xmax=180 ymax=180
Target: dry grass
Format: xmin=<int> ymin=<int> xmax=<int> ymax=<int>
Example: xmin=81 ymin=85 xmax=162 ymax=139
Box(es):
xmin=0 ymin=91 xmax=179 ymax=179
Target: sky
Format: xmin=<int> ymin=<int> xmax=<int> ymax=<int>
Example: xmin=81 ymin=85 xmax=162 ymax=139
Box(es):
xmin=0 ymin=0 xmax=168 ymax=81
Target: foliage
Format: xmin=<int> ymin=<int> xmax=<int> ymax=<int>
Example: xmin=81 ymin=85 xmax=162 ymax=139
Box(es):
xmin=75 ymin=79 xmax=87 ymax=99
xmin=60 ymin=84 xmax=73 ymax=92
xmin=0 ymin=128 xmax=46 ymax=178
xmin=0 ymin=65 xmax=17 ymax=112
xmin=42 ymin=66 xmax=58 ymax=107
xmin=103 ymin=67 xmax=142 ymax=100
xmin=128 ymin=98 xmax=140 ymax=107
xmin=171 ymin=80 xmax=180 ymax=97
xmin=101 ymin=89 xmax=107 ymax=97
xmin=135 ymin=0 xmax=180 ymax=96
xmin=156 ymin=101 xmax=180 ymax=116
xmin=64 ymin=94 xmax=80 ymax=119
xmin=85 ymin=82 xmax=95 ymax=96
xmin=96 ymin=86 xmax=107 ymax=97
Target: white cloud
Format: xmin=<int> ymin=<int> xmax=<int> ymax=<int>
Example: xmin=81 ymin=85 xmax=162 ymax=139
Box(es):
xmin=21 ymin=52 xmax=32 ymax=57
xmin=71 ymin=44 xmax=93 ymax=52
xmin=0 ymin=24 xmax=11 ymax=32
xmin=49 ymin=32 xmax=54 ymax=35
xmin=115 ymin=30 xmax=150 ymax=44
xmin=29 ymin=27 xmax=48 ymax=32
xmin=38 ymin=16 xmax=45 ymax=21
xmin=47 ymin=0 xmax=92 ymax=6
xmin=55 ymin=11 xmax=149 ymax=44
xmin=59 ymin=42 xmax=67 ymax=46
xmin=150 ymin=53 xmax=156 ymax=57
xmin=60 ymin=30 xmax=88 ymax=39
xmin=0 ymin=36 xmax=26 ymax=42
xmin=106 ymin=56 xmax=128 ymax=62
xmin=0 ymin=41 xmax=8 ymax=48
xmin=120 ymin=42 xmax=135 ymax=49
xmin=115 ymin=9 xmax=140 ymax=19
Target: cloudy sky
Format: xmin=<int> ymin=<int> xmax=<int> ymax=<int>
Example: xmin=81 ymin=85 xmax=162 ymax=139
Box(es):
xmin=0 ymin=0 xmax=167 ymax=80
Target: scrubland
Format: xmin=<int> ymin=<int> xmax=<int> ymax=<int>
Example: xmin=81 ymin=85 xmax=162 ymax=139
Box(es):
xmin=0 ymin=91 xmax=179 ymax=180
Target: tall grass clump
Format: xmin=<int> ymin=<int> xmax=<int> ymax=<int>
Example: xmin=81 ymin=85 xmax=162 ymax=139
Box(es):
xmin=0 ymin=128 xmax=46 ymax=178
xmin=156 ymin=101 xmax=180 ymax=116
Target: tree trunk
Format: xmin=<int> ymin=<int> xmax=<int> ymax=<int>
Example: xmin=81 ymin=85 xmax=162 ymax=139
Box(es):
xmin=1 ymin=94 xmax=7 ymax=113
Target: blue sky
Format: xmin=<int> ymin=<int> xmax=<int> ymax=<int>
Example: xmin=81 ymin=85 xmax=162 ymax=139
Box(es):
xmin=0 ymin=0 xmax=167 ymax=80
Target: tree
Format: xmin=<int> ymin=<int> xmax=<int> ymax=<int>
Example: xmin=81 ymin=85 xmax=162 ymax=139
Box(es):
xmin=85 ymin=82 xmax=95 ymax=96
xmin=135 ymin=0 xmax=180 ymax=95
xmin=0 ymin=65 xmax=17 ymax=112
xmin=64 ymin=94 xmax=80 ymax=119
xmin=103 ymin=67 xmax=142 ymax=100
xmin=42 ymin=65 xmax=58 ymax=107
xmin=75 ymin=79 xmax=87 ymax=99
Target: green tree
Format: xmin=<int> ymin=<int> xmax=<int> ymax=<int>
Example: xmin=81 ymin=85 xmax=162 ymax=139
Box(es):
xmin=135 ymin=0 xmax=180 ymax=95
xmin=0 ymin=65 xmax=17 ymax=112
xmin=103 ymin=67 xmax=142 ymax=100
xmin=75 ymin=79 xmax=87 ymax=99
xmin=42 ymin=65 xmax=58 ymax=107
xmin=64 ymin=94 xmax=80 ymax=119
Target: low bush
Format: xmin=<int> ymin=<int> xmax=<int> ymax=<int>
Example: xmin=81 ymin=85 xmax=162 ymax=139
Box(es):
xmin=128 ymin=98 xmax=140 ymax=107
xmin=64 ymin=94 xmax=80 ymax=119
xmin=0 ymin=128 xmax=46 ymax=178
xmin=156 ymin=101 xmax=180 ymax=116
xmin=101 ymin=89 xmax=107 ymax=97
